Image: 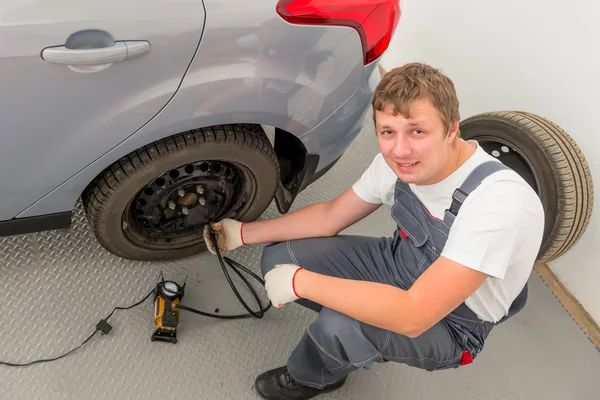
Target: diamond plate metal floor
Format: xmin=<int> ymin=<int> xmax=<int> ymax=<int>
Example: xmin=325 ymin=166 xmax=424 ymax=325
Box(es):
xmin=1 ymin=119 xmax=599 ymax=400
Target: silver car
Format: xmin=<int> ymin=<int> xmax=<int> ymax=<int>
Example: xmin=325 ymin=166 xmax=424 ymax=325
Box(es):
xmin=0 ymin=0 xmax=401 ymax=260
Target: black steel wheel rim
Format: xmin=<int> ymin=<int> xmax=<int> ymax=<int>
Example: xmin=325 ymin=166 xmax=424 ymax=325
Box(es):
xmin=475 ymin=136 xmax=541 ymax=194
xmin=123 ymin=159 xmax=254 ymax=249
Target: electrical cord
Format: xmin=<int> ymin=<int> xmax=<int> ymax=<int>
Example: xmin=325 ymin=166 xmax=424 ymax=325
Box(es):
xmin=0 ymin=227 xmax=271 ymax=367
xmin=0 ymin=287 xmax=155 ymax=367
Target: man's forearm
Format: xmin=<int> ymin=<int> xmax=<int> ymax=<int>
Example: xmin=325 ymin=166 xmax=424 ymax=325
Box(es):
xmin=241 ymin=202 xmax=337 ymax=245
xmin=294 ymin=269 xmax=423 ymax=337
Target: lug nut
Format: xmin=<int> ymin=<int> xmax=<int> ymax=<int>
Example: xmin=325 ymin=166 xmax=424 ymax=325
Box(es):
xmin=168 ymin=201 xmax=176 ymax=210
xmin=182 ymin=207 xmax=189 ymax=215
xmin=178 ymin=189 xmax=186 ymax=197
xmin=198 ymin=197 xmax=206 ymax=206
xmin=196 ymin=185 xmax=204 ymax=194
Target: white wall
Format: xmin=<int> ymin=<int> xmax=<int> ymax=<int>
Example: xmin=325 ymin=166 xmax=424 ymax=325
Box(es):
xmin=380 ymin=0 xmax=600 ymax=322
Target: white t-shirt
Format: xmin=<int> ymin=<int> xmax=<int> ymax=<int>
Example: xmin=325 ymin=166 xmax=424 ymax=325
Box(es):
xmin=352 ymin=141 xmax=545 ymax=323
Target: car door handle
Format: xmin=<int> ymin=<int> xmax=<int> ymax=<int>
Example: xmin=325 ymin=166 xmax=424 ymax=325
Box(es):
xmin=41 ymin=40 xmax=150 ymax=65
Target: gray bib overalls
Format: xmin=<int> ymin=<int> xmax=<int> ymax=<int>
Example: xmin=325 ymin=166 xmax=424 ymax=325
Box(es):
xmin=261 ymin=160 xmax=529 ymax=389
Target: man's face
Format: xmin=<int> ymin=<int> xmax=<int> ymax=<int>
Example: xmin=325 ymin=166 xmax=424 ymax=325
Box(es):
xmin=375 ymin=98 xmax=460 ymax=186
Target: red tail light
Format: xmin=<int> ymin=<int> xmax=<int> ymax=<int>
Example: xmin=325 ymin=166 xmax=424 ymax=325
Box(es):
xmin=276 ymin=0 xmax=401 ymax=65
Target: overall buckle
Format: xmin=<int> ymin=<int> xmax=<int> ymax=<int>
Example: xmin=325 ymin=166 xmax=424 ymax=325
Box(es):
xmin=447 ymin=188 xmax=468 ymax=217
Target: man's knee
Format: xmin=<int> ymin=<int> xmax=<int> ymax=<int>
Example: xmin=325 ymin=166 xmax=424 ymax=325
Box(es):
xmin=260 ymin=241 xmax=293 ymax=278
xmin=259 ymin=244 xmax=277 ymax=277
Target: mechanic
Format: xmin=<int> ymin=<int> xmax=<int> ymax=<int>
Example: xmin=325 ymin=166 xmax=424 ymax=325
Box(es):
xmin=203 ymin=62 xmax=545 ymax=400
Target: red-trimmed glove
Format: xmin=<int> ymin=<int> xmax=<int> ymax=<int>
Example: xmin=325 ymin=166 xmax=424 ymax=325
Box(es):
xmin=264 ymin=264 xmax=304 ymax=308
xmin=203 ymin=218 xmax=246 ymax=254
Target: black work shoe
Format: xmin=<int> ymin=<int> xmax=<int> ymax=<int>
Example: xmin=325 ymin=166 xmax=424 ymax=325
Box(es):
xmin=254 ymin=366 xmax=346 ymax=399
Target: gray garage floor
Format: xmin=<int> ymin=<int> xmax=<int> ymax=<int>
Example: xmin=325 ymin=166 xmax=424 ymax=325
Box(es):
xmin=1 ymin=118 xmax=599 ymax=400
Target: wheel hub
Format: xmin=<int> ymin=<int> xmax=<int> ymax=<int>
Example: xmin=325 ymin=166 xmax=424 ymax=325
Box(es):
xmin=478 ymin=137 xmax=540 ymax=193
xmin=129 ymin=160 xmax=243 ymax=238
xmin=177 ymin=192 xmax=199 ymax=208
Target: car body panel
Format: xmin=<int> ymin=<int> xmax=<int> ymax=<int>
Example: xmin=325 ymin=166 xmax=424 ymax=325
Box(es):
xmin=0 ymin=0 xmax=207 ymax=220
xmin=16 ymin=0 xmax=376 ymax=219
xmin=299 ymin=60 xmax=382 ymax=168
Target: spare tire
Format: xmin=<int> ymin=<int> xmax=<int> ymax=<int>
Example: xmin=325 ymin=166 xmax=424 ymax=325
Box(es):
xmin=459 ymin=111 xmax=594 ymax=264
xmin=81 ymin=124 xmax=279 ymax=261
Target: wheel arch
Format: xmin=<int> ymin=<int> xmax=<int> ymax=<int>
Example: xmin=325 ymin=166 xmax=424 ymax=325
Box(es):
xmin=79 ymin=121 xmax=314 ymax=217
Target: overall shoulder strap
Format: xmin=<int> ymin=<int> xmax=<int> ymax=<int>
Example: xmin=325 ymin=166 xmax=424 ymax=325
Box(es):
xmin=443 ymin=161 xmax=510 ymax=226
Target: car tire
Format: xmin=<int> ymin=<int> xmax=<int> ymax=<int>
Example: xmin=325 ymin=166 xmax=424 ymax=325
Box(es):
xmin=81 ymin=124 xmax=279 ymax=261
xmin=459 ymin=111 xmax=594 ymax=264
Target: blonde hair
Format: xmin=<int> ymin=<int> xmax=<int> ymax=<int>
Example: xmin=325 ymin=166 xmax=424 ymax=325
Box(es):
xmin=372 ymin=63 xmax=460 ymax=135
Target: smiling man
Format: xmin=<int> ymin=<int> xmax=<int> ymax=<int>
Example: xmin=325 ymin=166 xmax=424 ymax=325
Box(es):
xmin=204 ymin=62 xmax=545 ymax=400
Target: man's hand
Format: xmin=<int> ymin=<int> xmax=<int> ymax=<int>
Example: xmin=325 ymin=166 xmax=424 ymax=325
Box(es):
xmin=264 ymin=264 xmax=304 ymax=308
xmin=203 ymin=219 xmax=245 ymax=254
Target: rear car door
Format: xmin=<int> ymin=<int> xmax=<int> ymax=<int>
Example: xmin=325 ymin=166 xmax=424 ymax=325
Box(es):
xmin=0 ymin=1 xmax=206 ymax=220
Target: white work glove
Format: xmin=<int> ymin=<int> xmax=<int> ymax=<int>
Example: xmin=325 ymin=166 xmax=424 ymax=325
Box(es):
xmin=264 ymin=264 xmax=304 ymax=308
xmin=203 ymin=218 xmax=245 ymax=254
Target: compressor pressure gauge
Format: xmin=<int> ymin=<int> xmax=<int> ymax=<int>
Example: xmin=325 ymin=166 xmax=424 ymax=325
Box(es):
xmin=161 ymin=281 xmax=182 ymax=299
